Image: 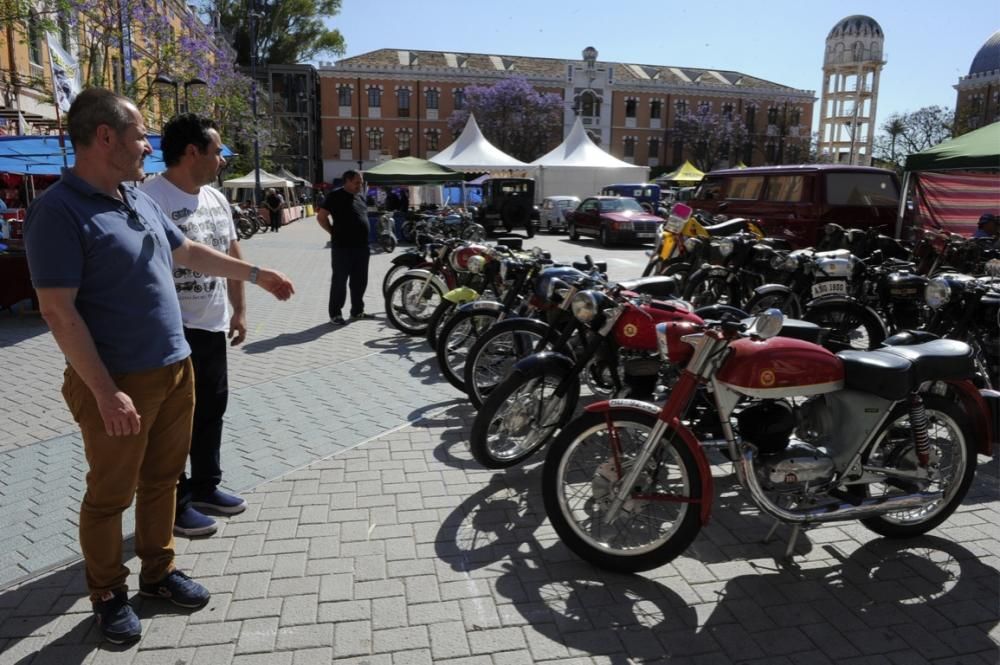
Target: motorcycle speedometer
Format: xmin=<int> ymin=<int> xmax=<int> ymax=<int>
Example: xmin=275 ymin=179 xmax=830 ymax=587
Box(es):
xmin=924 ymin=277 xmax=952 ymax=310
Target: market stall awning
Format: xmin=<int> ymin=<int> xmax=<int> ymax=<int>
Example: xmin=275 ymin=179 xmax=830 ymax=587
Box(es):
xmin=904 ymin=122 xmax=1000 ymax=172
xmin=659 ymin=160 xmax=705 ymax=183
xmin=364 ymin=156 xmax=463 ymax=185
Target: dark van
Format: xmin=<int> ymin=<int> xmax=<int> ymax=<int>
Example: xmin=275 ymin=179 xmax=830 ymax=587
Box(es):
xmin=689 ymin=165 xmax=903 ymax=248
xmin=600 ymin=183 xmax=662 ymax=211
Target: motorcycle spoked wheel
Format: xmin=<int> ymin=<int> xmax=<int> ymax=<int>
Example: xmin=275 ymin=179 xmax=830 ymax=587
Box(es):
xmin=425 ymin=300 xmax=459 ymax=351
xmin=848 ymin=395 xmax=976 ymax=539
xmin=803 ymin=301 xmax=885 ymax=351
xmin=745 ymin=291 xmax=802 ymax=318
xmin=542 ymin=409 xmax=703 ymax=573
xmin=469 ymin=364 xmax=581 ymax=469
xmin=382 ymin=262 xmax=418 ymax=297
xmin=384 ymin=275 xmax=445 ymax=336
xmin=683 ymin=269 xmax=741 ymax=309
xmin=435 ymin=309 xmax=501 ymax=391
xmin=463 ymin=319 xmax=551 ymax=409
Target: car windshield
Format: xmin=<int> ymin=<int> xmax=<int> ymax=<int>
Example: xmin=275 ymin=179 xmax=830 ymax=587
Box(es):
xmin=557 ymin=200 xmax=576 ymax=208
xmin=600 ymin=198 xmax=643 ymax=213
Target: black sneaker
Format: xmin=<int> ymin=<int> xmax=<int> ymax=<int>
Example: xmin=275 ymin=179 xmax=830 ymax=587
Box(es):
xmin=350 ymin=312 xmax=372 ymax=320
xmin=330 ymin=315 xmax=346 ymax=325
xmin=173 ymin=506 xmax=217 ymax=537
xmin=192 ymin=489 xmax=247 ymax=515
xmin=139 ymin=570 xmax=211 ymax=609
xmin=93 ymin=589 xmax=141 ymax=644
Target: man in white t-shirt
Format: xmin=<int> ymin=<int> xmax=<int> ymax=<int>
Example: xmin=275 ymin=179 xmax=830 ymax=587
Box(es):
xmin=141 ymin=114 xmax=247 ymax=537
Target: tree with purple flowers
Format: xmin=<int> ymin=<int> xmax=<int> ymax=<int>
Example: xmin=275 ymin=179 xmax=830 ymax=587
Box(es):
xmin=671 ymin=106 xmax=748 ymax=172
xmin=447 ymin=76 xmax=563 ymax=162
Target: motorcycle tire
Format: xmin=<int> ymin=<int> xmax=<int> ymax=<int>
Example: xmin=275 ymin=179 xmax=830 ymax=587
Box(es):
xmin=542 ymin=409 xmax=703 ymax=573
xmin=237 ymin=217 xmax=255 ymax=240
xmin=379 ymin=235 xmax=397 ymax=254
xmin=804 ymin=300 xmax=886 ymax=351
xmin=470 ymin=362 xmax=580 ymax=469
xmin=851 ymin=395 xmax=976 ymax=538
xmin=599 ymin=226 xmax=612 ymax=247
xmin=463 ymin=318 xmax=552 ymax=409
xmin=400 ymin=220 xmax=416 ymax=243
xmin=526 ymin=223 xmax=535 ymax=239
xmin=683 ymin=269 xmax=741 ymax=309
xmin=746 ymin=291 xmax=802 ymax=318
xmin=568 ymin=223 xmax=579 ymax=241
xmin=425 ymin=300 xmax=458 ymax=351
xmin=384 ymin=274 xmax=445 ymax=336
xmin=435 ymin=308 xmax=501 ymax=391
xmin=641 ymin=258 xmax=659 ymax=278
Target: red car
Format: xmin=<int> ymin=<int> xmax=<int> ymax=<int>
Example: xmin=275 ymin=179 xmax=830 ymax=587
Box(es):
xmin=567 ymin=196 xmax=663 ymax=246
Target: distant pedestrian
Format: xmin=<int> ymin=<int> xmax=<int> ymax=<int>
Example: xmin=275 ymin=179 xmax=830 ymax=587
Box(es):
xmin=23 ymin=88 xmax=295 ymax=645
xmin=265 ymin=187 xmax=284 ymax=232
xmin=974 ymin=212 xmax=998 ymax=240
xmin=317 ymin=170 xmax=371 ymax=324
xmin=141 ymin=113 xmax=249 ymax=539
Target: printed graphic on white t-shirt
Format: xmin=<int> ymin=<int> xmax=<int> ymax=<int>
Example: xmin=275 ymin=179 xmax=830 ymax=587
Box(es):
xmin=140 ymin=176 xmax=237 ymax=332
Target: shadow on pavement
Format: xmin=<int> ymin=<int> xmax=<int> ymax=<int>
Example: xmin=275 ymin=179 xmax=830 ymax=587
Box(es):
xmin=241 ymin=323 xmax=332 ymax=354
xmin=0 ymin=312 xmax=49 ymax=346
xmin=492 ymin=535 xmax=1000 ymax=664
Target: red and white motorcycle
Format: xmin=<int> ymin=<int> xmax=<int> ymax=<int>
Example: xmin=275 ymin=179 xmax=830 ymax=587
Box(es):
xmin=542 ymin=309 xmax=996 ymax=572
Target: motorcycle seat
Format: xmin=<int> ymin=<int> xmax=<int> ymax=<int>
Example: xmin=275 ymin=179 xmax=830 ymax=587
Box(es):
xmin=837 ymin=350 xmax=914 ymax=401
xmin=702 ymin=218 xmax=753 ymax=236
xmin=878 ymin=339 xmax=976 ymax=386
xmin=618 ymin=276 xmax=681 ymax=298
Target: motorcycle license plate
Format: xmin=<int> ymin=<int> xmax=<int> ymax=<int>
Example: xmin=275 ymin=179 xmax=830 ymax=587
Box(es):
xmin=636 ymin=232 xmax=655 ymax=239
xmin=665 ymin=218 xmax=684 ymax=233
xmin=811 ymin=281 xmax=848 ymax=298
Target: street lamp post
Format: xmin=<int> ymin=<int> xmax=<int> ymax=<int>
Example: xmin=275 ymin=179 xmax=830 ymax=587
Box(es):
xmin=154 ymin=74 xmax=208 ymax=117
xmin=249 ymin=0 xmax=262 ymax=209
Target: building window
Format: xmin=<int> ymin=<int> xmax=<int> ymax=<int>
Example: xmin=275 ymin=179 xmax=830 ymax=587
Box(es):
xmin=672 ymin=140 xmax=683 ymax=164
xmin=745 ymin=106 xmax=756 ymax=129
xmin=368 ymin=128 xmax=383 ymax=151
xmin=28 ymin=12 xmax=43 ymax=65
xmin=338 ymin=85 xmax=351 ymax=106
xmin=426 ymin=130 xmax=440 ymax=151
xmin=648 ymin=138 xmax=660 ymax=159
xmin=623 ymin=137 xmax=636 ymax=158
xmin=625 ymin=99 xmax=637 ymax=118
xmin=580 ymin=90 xmax=599 ymax=117
xmin=722 ymin=103 xmax=734 ymax=120
xmin=338 ymin=129 xmax=353 ymax=149
xmin=789 ymin=109 xmax=801 ymax=126
xmin=698 ymin=101 xmax=711 ymax=115
xmin=425 ymin=88 xmax=439 ymax=109
xmin=454 ymin=88 xmax=465 ymax=110
xmin=767 ymin=107 xmax=779 ymax=125
xmin=765 ymin=142 xmax=777 ymax=163
xmin=650 ymin=100 xmax=662 ymax=120
xmin=397 ymin=88 xmax=410 ymax=117
xmin=368 ymin=87 xmax=381 ymax=108
xmin=397 ymin=130 xmax=411 ymax=157
xmin=675 ymin=99 xmax=688 ymax=116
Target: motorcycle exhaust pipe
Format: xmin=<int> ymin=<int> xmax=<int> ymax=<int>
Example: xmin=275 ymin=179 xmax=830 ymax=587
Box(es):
xmin=737 ymin=450 xmax=943 ymax=525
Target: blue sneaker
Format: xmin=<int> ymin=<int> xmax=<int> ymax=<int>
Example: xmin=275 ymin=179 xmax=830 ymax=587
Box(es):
xmin=92 ymin=589 xmax=141 ymax=644
xmin=173 ymin=506 xmax=217 ymax=537
xmin=192 ymin=489 xmax=247 ymax=515
xmin=139 ymin=570 xmax=210 ymax=608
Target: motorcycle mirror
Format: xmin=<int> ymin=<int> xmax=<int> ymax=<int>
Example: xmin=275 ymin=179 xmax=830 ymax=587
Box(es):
xmin=750 ymin=308 xmax=784 ymax=340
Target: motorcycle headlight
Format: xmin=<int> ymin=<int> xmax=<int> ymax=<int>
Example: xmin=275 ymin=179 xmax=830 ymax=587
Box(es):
xmin=718 ymin=238 xmax=734 ymax=258
xmin=924 ymin=278 xmax=951 ymax=310
xmin=771 ymin=253 xmax=798 ymax=271
xmin=467 ymin=255 xmax=487 ymax=274
xmin=684 ymin=237 xmax=700 ymax=253
xmin=571 ymin=290 xmax=599 ymax=323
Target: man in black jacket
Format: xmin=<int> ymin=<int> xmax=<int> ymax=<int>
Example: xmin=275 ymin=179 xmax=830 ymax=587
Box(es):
xmin=317 ymin=170 xmax=370 ymax=324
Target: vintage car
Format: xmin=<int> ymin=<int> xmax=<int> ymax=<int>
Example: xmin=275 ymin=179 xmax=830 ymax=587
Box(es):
xmin=475 ymin=177 xmax=536 ymax=237
xmin=566 ymin=196 xmax=663 ymax=246
xmin=538 ymin=195 xmax=581 ymax=232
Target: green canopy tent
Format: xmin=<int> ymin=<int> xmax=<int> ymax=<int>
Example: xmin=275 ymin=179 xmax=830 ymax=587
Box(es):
xmin=363 ymin=156 xmax=462 ymax=185
xmin=895 ymin=122 xmax=1000 ymax=237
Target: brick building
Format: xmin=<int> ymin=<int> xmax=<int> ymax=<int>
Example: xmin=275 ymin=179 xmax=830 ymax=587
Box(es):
xmin=954 ymin=30 xmax=1000 ymax=136
xmin=318 ymin=46 xmax=815 ymax=182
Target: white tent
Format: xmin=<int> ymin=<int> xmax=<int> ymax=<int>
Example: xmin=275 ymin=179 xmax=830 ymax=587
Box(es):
xmin=429 ymin=114 xmax=530 ymax=172
xmin=531 ymin=117 xmax=650 ymax=202
xmin=222 ymin=169 xmax=297 ymax=204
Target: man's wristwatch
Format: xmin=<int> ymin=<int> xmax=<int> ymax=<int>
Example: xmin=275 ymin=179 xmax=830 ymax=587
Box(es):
xmin=248 ymin=266 xmax=260 ymax=284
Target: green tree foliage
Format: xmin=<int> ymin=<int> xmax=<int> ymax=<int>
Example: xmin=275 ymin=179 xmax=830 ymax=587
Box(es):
xmin=873 ymin=106 xmax=953 ymax=167
xmin=210 ymin=0 xmax=345 ymax=66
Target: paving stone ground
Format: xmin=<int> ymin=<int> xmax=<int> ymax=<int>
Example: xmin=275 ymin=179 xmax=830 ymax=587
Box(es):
xmin=0 ymin=219 xmax=997 ymax=664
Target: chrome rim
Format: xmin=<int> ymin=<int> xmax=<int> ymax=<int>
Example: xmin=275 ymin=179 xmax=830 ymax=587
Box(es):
xmin=486 ymin=374 xmax=568 ymax=461
xmin=390 ymin=278 xmax=441 ymax=326
xmin=472 ymin=330 xmax=545 ymax=396
xmin=444 ymin=314 xmax=497 ymax=377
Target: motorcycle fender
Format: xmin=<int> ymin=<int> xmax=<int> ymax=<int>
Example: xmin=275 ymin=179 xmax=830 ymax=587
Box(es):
xmin=457 ymin=300 xmax=503 ymax=315
xmin=693 ymin=304 xmax=749 ymax=321
xmin=444 ymin=286 xmax=479 ymax=304
xmin=583 ymin=400 xmax=714 ymax=525
xmin=391 ymin=253 xmax=425 ymax=268
xmin=512 ymin=350 xmax=574 ymax=376
xmin=946 ymin=381 xmax=996 ymax=455
xmin=400 ymin=268 xmax=447 ymax=295
xmin=752 ymin=283 xmax=793 ymax=299
xmin=806 ymin=296 xmax=890 ymax=340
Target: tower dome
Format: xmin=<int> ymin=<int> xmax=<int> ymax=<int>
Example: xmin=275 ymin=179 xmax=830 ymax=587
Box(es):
xmin=968 ymin=30 xmax=1000 ymax=76
xmin=827 ymin=15 xmax=884 ymax=40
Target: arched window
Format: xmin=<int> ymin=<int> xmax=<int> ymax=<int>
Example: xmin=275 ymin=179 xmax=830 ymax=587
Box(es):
xmin=623 ymin=137 xmax=636 ymax=158
xmin=397 ymin=129 xmax=412 ymax=156
xmin=367 ymin=87 xmax=381 ymax=108
xmin=338 ymin=129 xmax=353 ymax=149
xmin=745 ymin=105 xmax=756 ymax=129
xmin=425 ymin=89 xmax=439 ymax=110
xmin=397 ymin=88 xmax=410 ymax=117
xmin=453 ymin=88 xmax=465 ymax=110
xmin=625 ymin=99 xmax=637 ymax=118
xmin=675 ymin=99 xmax=688 ymax=116
xmin=580 ymin=91 xmax=599 ymax=117
xmin=648 ymin=138 xmax=660 ymax=160
xmin=338 ymin=86 xmax=351 ymax=107
xmin=367 ymin=128 xmax=383 ymax=151
xmin=28 ymin=11 xmax=43 ymax=66
xmin=650 ymin=100 xmax=662 ymax=120
xmin=426 ymin=129 xmax=440 ymax=151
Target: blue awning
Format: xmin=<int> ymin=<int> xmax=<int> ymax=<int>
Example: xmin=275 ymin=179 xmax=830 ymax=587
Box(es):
xmin=0 ymin=135 xmax=236 ymax=175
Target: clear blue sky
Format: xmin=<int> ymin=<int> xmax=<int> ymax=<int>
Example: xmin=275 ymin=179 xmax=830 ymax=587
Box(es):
xmin=326 ymin=0 xmax=1000 ymax=132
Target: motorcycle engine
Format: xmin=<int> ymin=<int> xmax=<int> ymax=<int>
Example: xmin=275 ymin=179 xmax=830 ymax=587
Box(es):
xmin=739 ymin=399 xmax=836 ymax=493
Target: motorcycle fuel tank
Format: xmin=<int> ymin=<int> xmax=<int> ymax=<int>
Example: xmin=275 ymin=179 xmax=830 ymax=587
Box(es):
xmin=614 ymin=303 xmax=702 ymax=351
xmin=716 ymin=337 xmax=844 ymax=398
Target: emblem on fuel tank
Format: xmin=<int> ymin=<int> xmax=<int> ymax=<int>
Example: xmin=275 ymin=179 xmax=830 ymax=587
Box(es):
xmin=760 ymin=369 xmax=776 ymax=387
xmin=623 ymin=323 xmax=638 ymax=337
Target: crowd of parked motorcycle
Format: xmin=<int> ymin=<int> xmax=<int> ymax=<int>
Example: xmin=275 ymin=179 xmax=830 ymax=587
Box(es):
xmin=378 ymin=204 xmax=999 ymax=572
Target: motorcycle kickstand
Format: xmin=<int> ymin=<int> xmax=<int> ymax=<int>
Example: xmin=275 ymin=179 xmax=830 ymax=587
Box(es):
xmin=763 ymin=519 xmax=802 ymax=559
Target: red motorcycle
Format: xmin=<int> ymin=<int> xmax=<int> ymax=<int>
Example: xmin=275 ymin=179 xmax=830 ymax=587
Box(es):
xmin=543 ymin=310 xmax=995 ymax=572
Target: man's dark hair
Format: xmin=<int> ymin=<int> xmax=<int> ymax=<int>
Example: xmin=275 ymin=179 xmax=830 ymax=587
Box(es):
xmin=161 ymin=113 xmax=220 ymax=167
xmin=342 ymin=169 xmax=360 ymax=182
xmin=66 ymin=87 xmax=134 ymax=149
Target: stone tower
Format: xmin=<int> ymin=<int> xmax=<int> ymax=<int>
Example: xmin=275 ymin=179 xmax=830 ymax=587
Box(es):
xmin=818 ymin=15 xmax=885 ymax=165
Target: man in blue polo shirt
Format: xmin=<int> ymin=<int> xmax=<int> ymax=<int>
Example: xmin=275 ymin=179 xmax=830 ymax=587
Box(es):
xmin=23 ymin=88 xmax=294 ymax=645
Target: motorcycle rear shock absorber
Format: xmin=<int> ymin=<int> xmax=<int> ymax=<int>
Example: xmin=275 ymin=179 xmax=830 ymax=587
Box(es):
xmin=908 ymin=393 xmax=931 ymax=467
